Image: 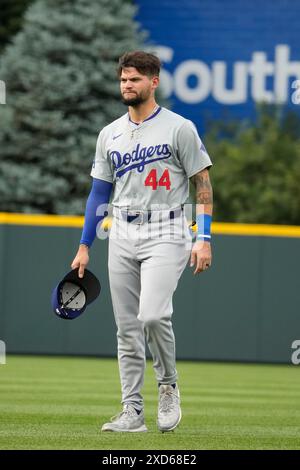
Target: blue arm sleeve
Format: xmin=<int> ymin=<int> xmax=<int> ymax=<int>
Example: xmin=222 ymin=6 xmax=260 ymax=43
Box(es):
xmin=80 ymin=178 xmax=113 ymax=247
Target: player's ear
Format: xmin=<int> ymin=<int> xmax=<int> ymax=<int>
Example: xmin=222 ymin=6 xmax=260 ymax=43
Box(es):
xmin=151 ymin=75 xmax=160 ymax=90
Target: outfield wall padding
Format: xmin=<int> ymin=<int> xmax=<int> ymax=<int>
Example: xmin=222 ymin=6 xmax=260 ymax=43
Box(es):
xmin=0 ymin=222 xmax=299 ymax=363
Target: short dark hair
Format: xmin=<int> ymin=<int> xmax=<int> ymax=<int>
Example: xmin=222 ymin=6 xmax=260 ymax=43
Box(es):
xmin=117 ymin=51 xmax=161 ymax=78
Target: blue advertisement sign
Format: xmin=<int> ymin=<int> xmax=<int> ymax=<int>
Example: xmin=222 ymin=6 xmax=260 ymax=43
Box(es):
xmin=136 ymin=0 xmax=300 ymax=132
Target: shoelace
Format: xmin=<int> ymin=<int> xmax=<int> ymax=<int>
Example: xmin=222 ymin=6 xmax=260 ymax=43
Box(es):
xmin=111 ymin=405 xmax=137 ymax=423
xmin=159 ymin=389 xmax=178 ymax=413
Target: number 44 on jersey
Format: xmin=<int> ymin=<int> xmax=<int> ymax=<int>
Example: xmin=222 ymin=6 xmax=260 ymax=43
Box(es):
xmin=144 ymin=169 xmax=171 ymax=190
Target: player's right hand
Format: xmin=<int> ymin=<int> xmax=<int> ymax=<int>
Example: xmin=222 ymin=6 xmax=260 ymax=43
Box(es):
xmin=71 ymin=244 xmax=89 ymax=278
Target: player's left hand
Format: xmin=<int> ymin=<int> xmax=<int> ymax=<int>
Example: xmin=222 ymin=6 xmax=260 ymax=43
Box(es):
xmin=190 ymin=240 xmax=212 ymax=275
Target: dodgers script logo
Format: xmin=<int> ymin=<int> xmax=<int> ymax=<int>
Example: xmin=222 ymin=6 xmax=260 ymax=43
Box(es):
xmin=110 ymin=143 xmax=172 ymax=178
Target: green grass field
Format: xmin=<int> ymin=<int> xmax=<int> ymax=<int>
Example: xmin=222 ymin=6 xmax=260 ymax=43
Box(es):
xmin=0 ymin=355 xmax=300 ymax=450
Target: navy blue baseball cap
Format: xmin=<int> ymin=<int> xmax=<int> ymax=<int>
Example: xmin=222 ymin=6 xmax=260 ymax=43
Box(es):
xmin=51 ymin=268 xmax=101 ymax=320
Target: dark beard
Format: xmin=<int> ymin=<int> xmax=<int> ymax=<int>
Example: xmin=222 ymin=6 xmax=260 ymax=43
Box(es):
xmin=121 ymin=95 xmax=145 ymax=107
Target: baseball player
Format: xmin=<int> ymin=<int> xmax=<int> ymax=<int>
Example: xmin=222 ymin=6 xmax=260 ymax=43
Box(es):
xmin=71 ymin=51 xmax=213 ymax=433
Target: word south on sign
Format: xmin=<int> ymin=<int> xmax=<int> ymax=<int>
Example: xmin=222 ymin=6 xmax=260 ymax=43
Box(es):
xmin=156 ymin=45 xmax=300 ymax=105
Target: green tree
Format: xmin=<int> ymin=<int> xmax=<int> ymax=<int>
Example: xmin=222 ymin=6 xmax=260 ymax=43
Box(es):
xmin=0 ymin=0 xmax=33 ymax=53
xmin=205 ymin=105 xmax=300 ymax=225
xmin=0 ymin=0 xmax=145 ymax=214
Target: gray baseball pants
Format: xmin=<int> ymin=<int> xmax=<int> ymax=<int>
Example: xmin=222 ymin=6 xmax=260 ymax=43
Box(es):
xmin=108 ymin=206 xmax=192 ymax=411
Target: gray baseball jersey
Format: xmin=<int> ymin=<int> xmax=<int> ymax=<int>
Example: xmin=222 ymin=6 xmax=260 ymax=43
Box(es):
xmin=91 ymin=107 xmax=212 ymax=210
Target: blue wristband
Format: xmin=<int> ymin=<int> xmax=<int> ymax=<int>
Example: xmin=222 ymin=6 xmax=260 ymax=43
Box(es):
xmin=196 ymin=214 xmax=212 ymax=242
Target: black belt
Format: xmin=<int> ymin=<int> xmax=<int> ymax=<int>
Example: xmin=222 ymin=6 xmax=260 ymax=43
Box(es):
xmin=120 ymin=205 xmax=184 ymax=224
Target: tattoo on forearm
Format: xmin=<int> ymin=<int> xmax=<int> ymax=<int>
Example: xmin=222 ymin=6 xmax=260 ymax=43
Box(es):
xmin=191 ymin=171 xmax=213 ymax=205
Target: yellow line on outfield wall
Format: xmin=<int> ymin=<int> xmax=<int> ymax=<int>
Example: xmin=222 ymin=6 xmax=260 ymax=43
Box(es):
xmin=0 ymin=212 xmax=84 ymax=227
xmin=0 ymin=212 xmax=300 ymax=238
xmin=212 ymin=222 xmax=300 ymax=238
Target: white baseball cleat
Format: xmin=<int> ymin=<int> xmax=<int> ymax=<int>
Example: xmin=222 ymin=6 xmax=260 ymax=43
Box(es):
xmin=101 ymin=404 xmax=148 ymax=432
xmin=157 ymin=384 xmax=181 ymax=432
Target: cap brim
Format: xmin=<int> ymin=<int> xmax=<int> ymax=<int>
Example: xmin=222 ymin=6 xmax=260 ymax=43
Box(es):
xmin=62 ymin=268 xmax=101 ymax=305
